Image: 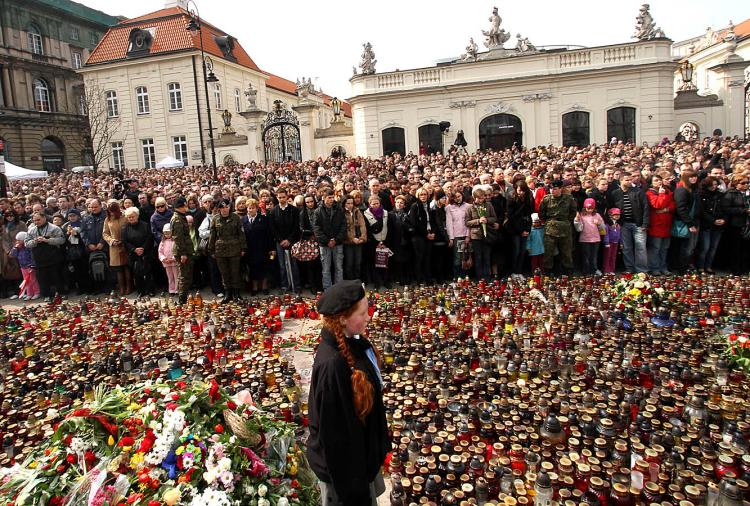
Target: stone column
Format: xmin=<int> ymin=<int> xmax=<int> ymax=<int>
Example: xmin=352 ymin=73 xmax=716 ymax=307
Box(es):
xmin=709 ymin=58 xmax=748 ymax=137
xmin=239 ymin=108 xmax=268 ymax=163
xmin=292 ymin=103 xmax=319 ymax=161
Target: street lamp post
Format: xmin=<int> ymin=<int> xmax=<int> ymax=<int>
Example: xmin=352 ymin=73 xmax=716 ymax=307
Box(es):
xmin=186 ymin=1 xmax=219 ymax=182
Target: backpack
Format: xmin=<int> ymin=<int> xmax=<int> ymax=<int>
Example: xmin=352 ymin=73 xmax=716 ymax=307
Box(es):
xmin=89 ymin=250 xmax=108 ymax=282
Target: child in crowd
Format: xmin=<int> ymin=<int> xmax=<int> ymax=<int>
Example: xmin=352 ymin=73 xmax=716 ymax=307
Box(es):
xmin=9 ymin=231 xmax=40 ymax=300
xmin=575 ymin=198 xmax=605 ymax=275
xmin=603 ymin=208 xmax=622 ymax=274
xmin=527 ymin=213 xmax=545 ymax=274
xmin=158 ymin=224 xmax=179 ymax=295
xmin=373 ymin=241 xmax=393 ymax=289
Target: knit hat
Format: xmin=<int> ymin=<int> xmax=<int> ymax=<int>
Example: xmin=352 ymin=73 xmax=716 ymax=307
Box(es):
xmin=15 ymin=231 xmax=27 ymax=242
xmin=162 ymin=223 xmax=171 ymax=233
xmin=583 ymin=198 xmax=596 ymax=209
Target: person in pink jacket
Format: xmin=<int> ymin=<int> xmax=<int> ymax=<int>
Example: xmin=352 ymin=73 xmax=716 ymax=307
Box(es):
xmin=158 ymin=223 xmax=179 ymax=294
xmin=575 ymin=198 xmax=605 ymax=275
xmin=445 ymin=191 xmax=470 ymax=278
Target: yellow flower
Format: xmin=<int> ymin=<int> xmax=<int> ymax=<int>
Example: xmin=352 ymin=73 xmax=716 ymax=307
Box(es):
xmin=108 ymin=435 xmax=115 ymax=446
xmin=629 ymin=288 xmax=641 ymax=297
xmin=128 ymin=402 xmax=142 ymax=411
xmin=130 ymin=452 xmax=145 ymax=469
xmin=176 ymin=447 xmax=184 ymax=456
xmin=29 ymin=461 xmax=38 ymax=469
xmin=163 ymin=488 xmax=182 ymax=506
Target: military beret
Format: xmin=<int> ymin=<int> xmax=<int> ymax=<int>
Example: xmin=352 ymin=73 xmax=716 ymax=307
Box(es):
xmin=550 ymin=179 xmax=564 ymax=188
xmin=174 ymin=197 xmax=188 ymax=208
xmin=317 ymin=279 xmax=366 ymax=316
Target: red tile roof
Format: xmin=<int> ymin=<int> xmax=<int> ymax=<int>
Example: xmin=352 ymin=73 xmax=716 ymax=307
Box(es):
xmin=87 ymin=6 xmax=352 ymax=118
xmin=85 ymin=6 xmax=261 ymax=72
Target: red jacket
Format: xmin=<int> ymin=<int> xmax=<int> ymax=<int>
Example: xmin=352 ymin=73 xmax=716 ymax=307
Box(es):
xmin=646 ymin=188 xmax=675 ymax=238
xmin=531 ymin=186 xmax=546 ymax=212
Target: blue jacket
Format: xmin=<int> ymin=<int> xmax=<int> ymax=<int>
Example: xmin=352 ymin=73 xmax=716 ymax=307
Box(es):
xmin=81 ymin=211 xmax=107 ymax=251
xmin=150 ymin=209 xmax=174 ymax=244
xmin=526 ymin=227 xmax=545 ymax=256
xmin=10 ymin=245 xmax=34 ymax=269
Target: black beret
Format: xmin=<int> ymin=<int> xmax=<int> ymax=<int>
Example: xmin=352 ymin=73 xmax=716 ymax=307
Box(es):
xmin=317 ymin=279 xmax=366 ymax=316
xmin=174 ymin=197 xmax=188 ymax=208
xmin=550 ymin=179 xmax=563 ymax=188
xmin=216 ymin=198 xmax=231 ymax=209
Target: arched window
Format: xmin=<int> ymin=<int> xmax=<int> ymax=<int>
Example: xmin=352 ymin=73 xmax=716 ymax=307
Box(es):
xmin=418 ymin=124 xmax=443 ymax=154
xmin=33 ymin=78 xmax=51 ymax=112
xmin=607 ymin=106 xmax=636 ymax=144
xmin=382 ymin=127 xmax=405 ymax=156
xmin=479 ymin=114 xmax=523 ymax=150
xmin=562 ymin=111 xmax=590 ymax=147
xmin=167 ymin=82 xmax=182 ymax=111
xmin=28 ymin=25 xmax=43 ymax=55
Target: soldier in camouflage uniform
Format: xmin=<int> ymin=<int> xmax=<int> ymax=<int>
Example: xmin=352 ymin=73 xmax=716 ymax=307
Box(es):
xmin=208 ymin=199 xmax=246 ymax=303
xmin=170 ymin=197 xmax=194 ymax=304
xmin=538 ymin=180 xmax=577 ymax=273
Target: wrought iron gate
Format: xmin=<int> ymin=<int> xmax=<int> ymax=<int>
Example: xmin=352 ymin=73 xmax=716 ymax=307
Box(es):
xmin=262 ymin=100 xmax=302 ymax=163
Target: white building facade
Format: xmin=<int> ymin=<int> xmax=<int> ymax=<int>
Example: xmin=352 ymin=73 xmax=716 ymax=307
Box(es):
xmin=79 ymin=5 xmax=353 ymax=171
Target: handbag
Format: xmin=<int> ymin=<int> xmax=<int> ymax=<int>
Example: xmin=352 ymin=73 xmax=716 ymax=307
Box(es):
xmin=291 ymin=239 xmax=319 ymax=262
xmin=197 ymin=236 xmax=209 ymax=256
xmin=671 ymin=219 xmax=689 ymax=239
xmin=461 ymin=241 xmax=474 ymax=271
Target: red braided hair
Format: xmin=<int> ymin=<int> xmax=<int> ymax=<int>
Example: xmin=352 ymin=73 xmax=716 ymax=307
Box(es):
xmin=323 ymin=310 xmax=376 ymax=423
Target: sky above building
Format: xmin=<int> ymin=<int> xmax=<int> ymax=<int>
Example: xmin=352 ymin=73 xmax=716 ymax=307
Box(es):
xmin=80 ymin=0 xmax=742 ymax=100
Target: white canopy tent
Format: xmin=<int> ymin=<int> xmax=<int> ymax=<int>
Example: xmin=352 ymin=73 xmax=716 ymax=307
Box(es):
xmin=155 ymin=156 xmax=184 ymax=169
xmin=3 ymin=161 xmax=48 ymax=180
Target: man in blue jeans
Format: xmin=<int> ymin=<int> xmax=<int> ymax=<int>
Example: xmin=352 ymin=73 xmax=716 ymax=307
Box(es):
xmin=314 ymin=188 xmax=347 ymax=289
xmin=609 ymin=173 xmax=649 ymax=272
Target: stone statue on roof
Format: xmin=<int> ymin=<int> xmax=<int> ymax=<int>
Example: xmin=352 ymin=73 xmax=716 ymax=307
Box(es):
xmin=461 ymin=37 xmax=479 ymax=61
xmin=633 ymin=4 xmax=665 ymax=40
xmin=515 ymin=33 xmax=536 ymax=52
xmin=482 ymin=7 xmax=511 ymax=49
xmin=359 ymin=42 xmax=377 ymax=75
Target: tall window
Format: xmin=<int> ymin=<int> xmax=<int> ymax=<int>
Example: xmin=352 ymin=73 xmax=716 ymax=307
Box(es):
xmin=173 ymin=136 xmax=188 ymax=165
xmin=89 ymin=32 xmax=98 ymax=46
xmin=607 ymin=107 xmax=636 ymax=144
xmin=33 ymin=78 xmax=51 ymax=112
xmin=71 ymin=26 xmax=80 ymax=41
xmin=141 ymin=139 xmax=155 ymax=169
xmin=111 ymin=142 xmax=124 ymax=171
xmin=136 ymin=86 xmax=149 ymax=114
xmin=167 ymin=82 xmax=182 ymax=111
xmin=213 ymin=83 xmax=222 ymax=109
xmin=562 ymin=111 xmax=590 ymax=147
xmin=382 ymin=127 xmax=406 ymax=156
xmin=78 ymin=94 xmax=86 ymax=115
xmin=28 ymin=25 xmax=43 ymax=55
xmin=72 ymin=52 xmax=82 ymax=69
xmin=234 ymin=88 xmax=241 ymax=113
xmin=105 ymin=90 xmax=119 ymax=117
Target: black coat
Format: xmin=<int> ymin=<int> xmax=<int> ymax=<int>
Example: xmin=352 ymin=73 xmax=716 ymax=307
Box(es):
xmin=268 ymin=204 xmax=301 ymax=246
xmin=432 ymin=206 xmax=449 ymax=245
xmin=506 ymin=196 xmax=533 ymax=236
xmin=722 ymin=189 xmax=748 ymax=229
xmin=609 ymin=186 xmax=650 ymax=228
xmin=313 ymin=204 xmax=347 ymax=245
xmin=408 ymin=201 xmax=435 ymax=238
xmin=674 ymin=186 xmax=699 ymax=228
xmin=242 ymin=214 xmax=273 ymax=278
xmin=121 ymin=220 xmax=154 ymax=268
xmin=299 ymin=207 xmax=316 ymax=240
xmin=389 ymin=209 xmax=411 ymax=261
xmin=699 ymin=189 xmax=726 ymax=230
xmin=306 ymin=328 xmax=389 ymax=505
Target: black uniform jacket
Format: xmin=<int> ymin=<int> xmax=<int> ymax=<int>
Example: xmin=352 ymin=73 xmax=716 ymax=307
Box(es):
xmin=306 ymin=327 xmax=390 ymax=505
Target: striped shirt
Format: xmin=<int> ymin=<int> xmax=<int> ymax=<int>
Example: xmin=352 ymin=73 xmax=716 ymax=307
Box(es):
xmin=621 ymin=192 xmax=635 ymax=223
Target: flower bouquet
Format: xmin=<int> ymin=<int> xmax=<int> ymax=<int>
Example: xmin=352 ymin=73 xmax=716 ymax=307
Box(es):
xmin=724 ymin=332 xmax=750 ymax=373
xmin=0 ymin=380 xmax=318 ymax=506
xmin=476 ymin=205 xmax=488 ymax=238
xmin=610 ymin=273 xmax=665 ymax=314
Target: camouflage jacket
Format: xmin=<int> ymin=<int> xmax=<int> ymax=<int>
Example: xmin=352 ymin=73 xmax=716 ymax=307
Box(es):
xmin=171 ymin=211 xmax=194 ymax=258
xmin=208 ymin=213 xmax=246 ymax=258
xmin=539 ymin=193 xmax=577 ymax=237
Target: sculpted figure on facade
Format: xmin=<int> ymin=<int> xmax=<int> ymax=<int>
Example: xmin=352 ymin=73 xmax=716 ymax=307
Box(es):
xmin=515 ymin=33 xmax=536 ymax=52
xmin=359 ymin=42 xmax=377 ymax=75
xmin=633 ymin=4 xmax=665 ymax=40
xmin=482 ymin=7 xmax=510 ymax=49
xmin=296 ymin=77 xmax=315 ymax=98
xmin=461 ymin=37 xmax=479 ymax=61
xmin=244 ymin=83 xmax=258 ymax=110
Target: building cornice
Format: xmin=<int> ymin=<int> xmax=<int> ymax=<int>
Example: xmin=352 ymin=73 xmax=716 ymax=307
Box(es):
xmin=348 ymin=61 xmax=677 ymax=105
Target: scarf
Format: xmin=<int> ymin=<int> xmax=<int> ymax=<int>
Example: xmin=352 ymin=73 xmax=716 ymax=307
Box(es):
xmin=369 ymin=206 xmax=384 ymax=220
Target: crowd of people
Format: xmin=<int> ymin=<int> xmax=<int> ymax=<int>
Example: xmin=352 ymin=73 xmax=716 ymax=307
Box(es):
xmin=1 ymin=134 xmax=749 ymax=303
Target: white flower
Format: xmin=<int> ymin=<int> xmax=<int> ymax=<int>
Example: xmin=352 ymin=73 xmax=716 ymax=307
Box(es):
xmin=243 ymin=484 xmax=256 ymax=497
xmin=257 ymin=499 xmax=270 ymax=506
xmin=182 ymin=454 xmax=194 ymax=469
xmin=277 ymin=498 xmax=290 ymax=506
xmin=218 ymin=457 xmax=232 ymax=471
xmin=188 ymin=395 xmax=198 ymax=403
xmin=739 ymin=336 xmax=748 ymax=344
xmin=257 ymin=484 xmax=268 ymax=497
xmin=219 ymin=470 xmax=234 ymax=487
xmin=203 ymin=470 xmax=217 ymax=484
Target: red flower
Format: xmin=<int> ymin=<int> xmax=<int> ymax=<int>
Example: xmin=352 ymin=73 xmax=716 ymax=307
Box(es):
xmin=84 ymin=450 xmax=97 ymax=468
xmin=118 ymin=436 xmax=135 ymax=448
xmin=214 ymin=424 xmax=224 ymax=434
xmin=56 ymin=464 xmax=67 ymax=473
xmin=166 ymin=402 xmax=178 ymax=411
xmin=226 ymin=400 xmax=237 ymax=410
xmin=66 ymin=454 xmax=78 ymax=464
xmin=148 ymin=501 xmax=161 ymax=506
xmin=127 ymin=494 xmax=144 ymax=504
xmin=139 ymin=429 xmax=156 ymax=453
xmin=175 ymin=381 xmax=187 ymax=390
xmin=208 ymin=379 xmax=220 ymax=403
xmin=729 ymin=334 xmax=739 ymax=342
xmin=49 ymin=497 xmax=63 ymax=506
xmin=171 ymin=393 xmax=179 ymax=401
